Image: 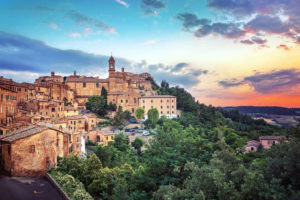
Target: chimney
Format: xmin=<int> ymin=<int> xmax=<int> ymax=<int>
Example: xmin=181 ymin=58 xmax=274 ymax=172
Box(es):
xmin=122 ymin=67 xmax=124 ymax=73
xmin=51 ymin=72 xmax=55 ymax=77
xmin=74 ymin=70 xmax=77 ymax=76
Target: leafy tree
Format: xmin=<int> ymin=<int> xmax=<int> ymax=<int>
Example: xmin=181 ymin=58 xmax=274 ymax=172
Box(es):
xmin=85 ymin=95 xmax=107 ymax=116
xmin=101 ymin=86 xmax=108 ymax=100
xmin=148 ymin=108 xmax=159 ymax=124
xmin=136 ymin=107 xmax=145 ymax=120
xmin=132 ymin=137 xmax=144 ymax=155
xmin=112 ymin=106 xmax=125 ymax=127
xmin=122 ymin=110 xmax=132 ymax=121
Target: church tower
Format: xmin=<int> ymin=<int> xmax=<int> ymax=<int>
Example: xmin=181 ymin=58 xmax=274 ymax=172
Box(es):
xmin=108 ymin=56 xmax=115 ymax=78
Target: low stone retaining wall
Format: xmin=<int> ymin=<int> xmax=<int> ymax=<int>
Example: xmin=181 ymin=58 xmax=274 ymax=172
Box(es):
xmin=44 ymin=173 xmax=71 ymax=200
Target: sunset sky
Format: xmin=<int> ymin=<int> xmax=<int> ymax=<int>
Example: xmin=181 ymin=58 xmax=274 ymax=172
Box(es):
xmin=0 ymin=0 xmax=300 ymax=107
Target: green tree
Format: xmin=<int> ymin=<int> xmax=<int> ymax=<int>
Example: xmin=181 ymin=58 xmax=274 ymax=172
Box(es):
xmin=101 ymin=86 xmax=108 ymax=100
xmin=113 ymin=106 xmax=125 ymax=127
xmin=148 ymin=108 xmax=159 ymax=124
xmin=85 ymin=95 xmax=107 ymax=116
xmin=136 ymin=107 xmax=145 ymax=120
xmin=122 ymin=110 xmax=132 ymax=121
xmin=132 ymin=137 xmax=144 ymax=155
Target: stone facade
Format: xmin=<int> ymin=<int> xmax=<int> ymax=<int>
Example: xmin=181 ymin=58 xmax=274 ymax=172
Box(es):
xmin=139 ymin=95 xmax=178 ymax=119
xmin=0 ymin=125 xmax=81 ymax=177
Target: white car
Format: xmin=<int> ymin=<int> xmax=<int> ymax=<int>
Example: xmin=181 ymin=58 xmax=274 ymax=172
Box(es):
xmin=142 ymin=131 xmax=150 ymax=136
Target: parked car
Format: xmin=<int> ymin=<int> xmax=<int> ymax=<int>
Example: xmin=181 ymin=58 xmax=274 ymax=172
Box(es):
xmin=129 ymin=117 xmax=137 ymax=123
xmin=130 ymin=131 xmax=135 ymax=136
xmin=125 ymin=128 xmax=131 ymax=132
xmin=142 ymin=131 xmax=150 ymax=136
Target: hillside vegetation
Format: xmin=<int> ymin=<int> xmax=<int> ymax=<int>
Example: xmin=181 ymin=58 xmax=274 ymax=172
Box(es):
xmin=50 ymin=80 xmax=300 ymax=200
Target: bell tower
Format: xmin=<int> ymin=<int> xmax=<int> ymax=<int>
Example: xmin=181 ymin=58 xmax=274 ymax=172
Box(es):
xmin=108 ymin=56 xmax=115 ymax=78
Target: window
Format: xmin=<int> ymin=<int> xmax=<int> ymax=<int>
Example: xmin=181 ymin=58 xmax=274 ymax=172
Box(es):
xmin=96 ymin=83 xmax=99 ymax=88
xmin=1 ymin=94 xmax=3 ymax=101
xmin=52 ymin=114 xmax=54 ymax=118
xmin=161 ymin=111 xmax=163 ymax=114
xmin=161 ymin=100 xmax=163 ymax=103
xmin=126 ymin=99 xmax=128 ymax=103
xmin=69 ymin=145 xmax=73 ymax=153
xmin=78 ymin=120 xmax=81 ymax=124
xmin=5 ymin=95 xmax=9 ymax=100
xmin=134 ymin=98 xmax=136 ymax=103
xmin=172 ymin=111 xmax=174 ymax=114
xmin=7 ymin=145 xmax=11 ymax=155
xmin=161 ymin=106 xmax=163 ymax=109
xmin=143 ymin=100 xmax=145 ymax=103
xmin=167 ymin=100 xmax=169 ymax=103
xmin=74 ymin=121 xmax=76 ymax=125
xmin=0 ymin=130 xmax=3 ymax=135
xmin=172 ymin=106 xmax=174 ymax=108
xmin=57 ymin=114 xmax=59 ymax=117
xmin=51 ymin=107 xmax=55 ymax=112
xmin=106 ymin=136 xmax=108 ymax=140
xmin=251 ymin=147 xmax=254 ymax=151
xmin=167 ymin=106 xmax=169 ymax=109
xmin=69 ymin=135 xmax=72 ymax=142
xmin=167 ymin=111 xmax=169 ymax=114
xmin=151 ymin=100 xmax=153 ymax=103
xmin=77 ymin=137 xmax=80 ymax=142
xmin=172 ymin=100 xmax=174 ymax=103
xmin=29 ymin=145 xmax=35 ymax=153
xmin=70 ymin=121 xmax=73 ymax=124
xmin=121 ymin=99 xmax=123 ymax=103
xmin=83 ymin=82 xmax=86 ymax=88
xmin=132 ymin=108 xmax=134 ymax=113
xmin=97 ymin=136 xmax=100 ymax=142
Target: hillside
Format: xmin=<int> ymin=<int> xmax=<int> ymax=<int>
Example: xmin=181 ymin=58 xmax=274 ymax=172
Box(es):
xmin=223 ymin=106 xmax=300 ymax=116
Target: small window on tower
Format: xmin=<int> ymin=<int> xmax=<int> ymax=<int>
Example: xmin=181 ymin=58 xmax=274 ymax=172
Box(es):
xmin=83 ymin=82 xmax=86 ymax=88
xmin=96 ymin=83 xmax=99 ymax=88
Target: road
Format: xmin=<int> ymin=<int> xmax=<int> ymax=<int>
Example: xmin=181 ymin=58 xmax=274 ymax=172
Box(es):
xmin=0 ymin=175 xmax=63 ymax=200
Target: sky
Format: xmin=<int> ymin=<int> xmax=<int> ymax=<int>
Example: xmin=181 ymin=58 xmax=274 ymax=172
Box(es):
xmin=0 ymin=0 xmax=300 ymax=107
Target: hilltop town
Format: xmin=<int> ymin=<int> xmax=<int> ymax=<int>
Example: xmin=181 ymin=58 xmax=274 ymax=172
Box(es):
xmin=0 ymin=56 xmax=178 ymax=177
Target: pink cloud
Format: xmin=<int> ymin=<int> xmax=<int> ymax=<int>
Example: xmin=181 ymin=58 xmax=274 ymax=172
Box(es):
xmin=69 ymin=32 xmax=81 ymax=37
xmin=277 ymin=44 xmax=290 ymax=51
xmin=46 ymin=23 xmax=58 ymax=29
xmin=115 ymin=0 xmax=129 ymax=8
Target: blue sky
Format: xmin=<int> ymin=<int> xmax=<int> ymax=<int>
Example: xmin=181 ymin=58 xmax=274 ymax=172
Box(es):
xmin=1 ymin=0 xmax=300 ymax=107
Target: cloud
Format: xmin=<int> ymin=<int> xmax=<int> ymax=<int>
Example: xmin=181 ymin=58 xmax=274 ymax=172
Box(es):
xmin=206 ymin=0 xmax=300 ymax=44
xmin=0 ymin=32 xmax=207 ymax=88
xmin=176 ymin=13 xmax=210 ymax=29
xmin=277 ymin=44 xmax=290 ymax=50
xmin=141 ymin=0 xmax=166 ymax=15
xmin=240 ymin=36 xmax=268 ymax=46
xmin=67 ymin=10 xmax=115 ymax=33
xmin=194 ymin=22 xmax=245 ymax=38
xmin=219 ymin=69 xmax=300 ymax=95
xmin=245 ymin=15 xmax=290 ymax=34
xmin=69 ymin=32 xmax=81 ymax=37
xmin=144 ymin=62 xmax=208 ymax=87
xmin=0 ymin=31 xmax=130 ymax=75
xmin=139 ymin=40 xmax=156 ymax=46
xmin=48 ymin=23 xmax=58 ymax=29
xmin=240 ymin=39 xmax=254 ymax=45
xmin=115 ymin=0 xmax=129 ymax=8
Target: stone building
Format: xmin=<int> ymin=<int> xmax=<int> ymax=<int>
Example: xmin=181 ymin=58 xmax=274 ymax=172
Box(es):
xmin=0 ymin=85 xmax=18 ymax=126
xmin=139 ymin=95 xmax=178 ymax=119
xmin=85 ymin=128 xmax=115 ymax=146
xmin=0 ymin=125 xmax=81 ymax=177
